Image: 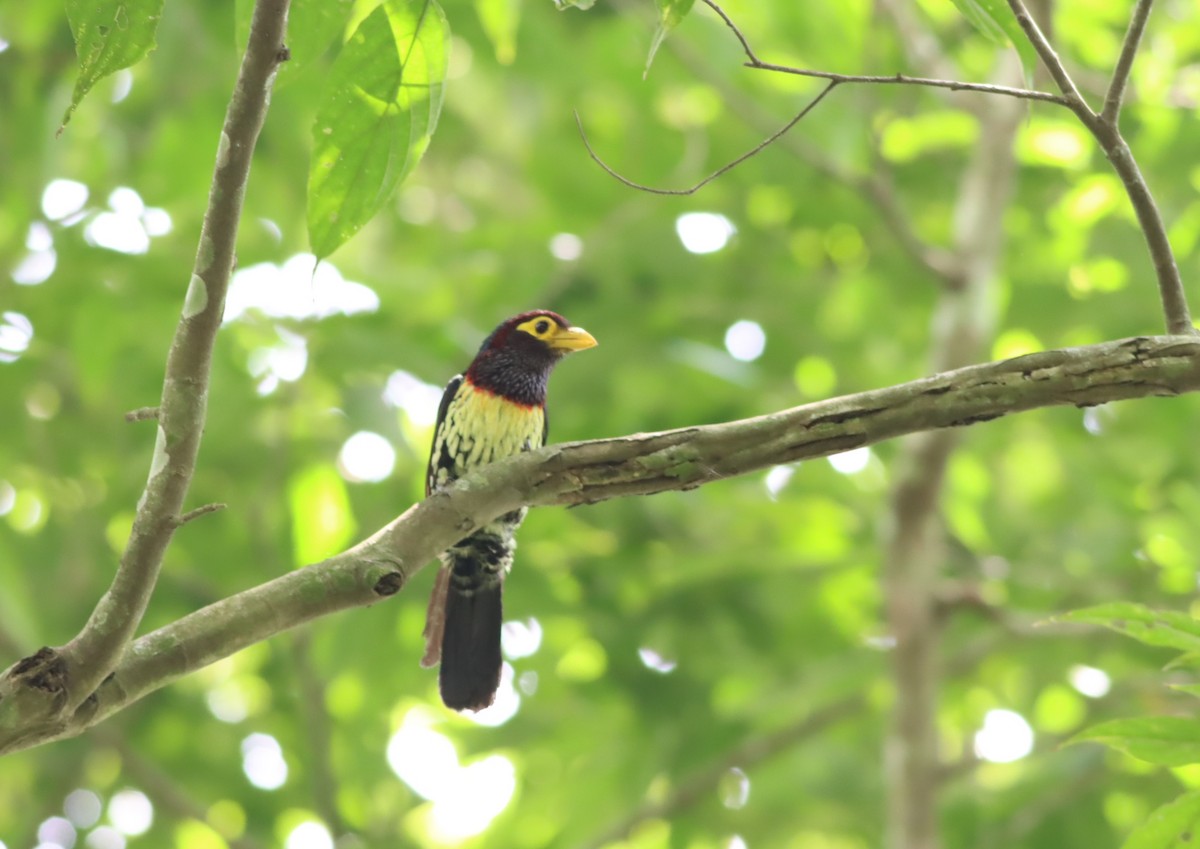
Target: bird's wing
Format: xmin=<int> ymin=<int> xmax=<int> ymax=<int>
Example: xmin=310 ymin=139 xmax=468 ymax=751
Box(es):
xmin=426 ymin=374 xmax=463 ymax=497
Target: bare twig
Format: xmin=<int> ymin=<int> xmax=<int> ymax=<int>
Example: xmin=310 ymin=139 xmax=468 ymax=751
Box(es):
xmin=1088 ymin=119 xmax=1193 ymax=334
xmin=650 ymin=10 xmax=962 ymax=283
xmin=744 ymin=62 xmax=1069 ymax=105
xmin=574 ymin=81 xmax=838 ymax=195
xmin=0 ymin=0 xmax=293 ymax=741
xmin=124 ymin=406 xmax=159 ymax=423
xmin=1102 ymin=0 xmax=1155 ymax=125
xmin=876 ymin=0 xmax=966 ymax=97
xmin=699 ymin=0 xmax=1065 ymax=105
xmin=698 ymin=0 xmax=758 ymax=63
xmin=175 ymin=503 xmax=227 ymax=527
xmin=704 ymin=0 xmax=1195 ymax=337
xmin=584 ymin=0 xmax=1066 ymax=199
xmin=1003 ymin=0 xmax=1089 ymax=107
xmin=1002 ymin=0 xmax=1192 ymax=334
xmin=3 ymin=334 xmax=1200 ymax=754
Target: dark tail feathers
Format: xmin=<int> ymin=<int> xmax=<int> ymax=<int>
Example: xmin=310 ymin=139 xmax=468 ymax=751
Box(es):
xmin=439 ymin=577 xmax=503 ymax=711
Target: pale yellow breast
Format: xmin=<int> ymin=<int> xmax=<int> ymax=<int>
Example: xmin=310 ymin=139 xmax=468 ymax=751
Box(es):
xmin=435 ymin=383 xmax=545 ymax=484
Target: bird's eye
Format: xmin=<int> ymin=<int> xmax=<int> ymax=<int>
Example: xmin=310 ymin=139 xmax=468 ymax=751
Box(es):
xmin=535 ymin=320 xmax=551 ymax=334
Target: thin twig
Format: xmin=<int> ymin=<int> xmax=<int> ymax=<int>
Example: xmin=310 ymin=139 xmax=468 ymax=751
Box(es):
xmin=1003 ymin=0 xmax=1090 ymax=108
xmin=1088 ymin=122 xmax=1194 ymax=334
xmin=876 ymin=0 xmax=967 ymax=97
xmin=1101 ymin=0 xmax=1155 ymax=125
xmin=1002 ymin=0 xmax=1191 ymax=333
xmin=657 ymin=14 xmax=963 ymax=283
xmin=124 ymin=406 xmax=159 ymax=422
xmin=175 ymin=503 xmax=227 ymax=527
xmin=700 ymin=0 xmax=1066 ymax=106
xmin=698 ymin=0 xmax=758 ymax=63
xmin=574 ymin=81 xmax=838 ymax=195
xmin=745 ymin=62 xmax=1069 ymax=105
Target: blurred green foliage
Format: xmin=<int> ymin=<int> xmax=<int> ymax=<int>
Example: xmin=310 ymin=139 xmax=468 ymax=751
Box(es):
xmin=2 ymin=0 xmax=1200 ymax=847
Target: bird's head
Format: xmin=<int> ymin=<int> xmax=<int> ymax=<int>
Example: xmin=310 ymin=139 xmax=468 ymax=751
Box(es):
xmin=465 ymin=310 xmax=598 ymax=404
xmin=479 ymin=310 xmax=597 ymax=358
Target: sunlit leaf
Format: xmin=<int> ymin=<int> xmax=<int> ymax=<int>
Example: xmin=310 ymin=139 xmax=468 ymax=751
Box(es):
xmin=1059 ymin=603 xmax=1200 ymax=654
xmin=947 ymin=0 xmax=1038 ymax=85
xmin=62 ymin=0 xmax=164 ymax=130
xmin=307 ymin=0 xmax=449 ymax=258
xmin=552 ymin=0 xmax=598 ymax=9
xmin=644 ymin=0 xmax=695 ymax=78
xmin=1069 ymin=717 xmax=1200 ymax=766
xmin=1121 ymin=790 xmax=1200 ymax=849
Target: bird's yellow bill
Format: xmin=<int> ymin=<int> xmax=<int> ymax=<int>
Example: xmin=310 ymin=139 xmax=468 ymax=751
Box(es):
xmin=549 ymin=326 xmax=598 ymax=352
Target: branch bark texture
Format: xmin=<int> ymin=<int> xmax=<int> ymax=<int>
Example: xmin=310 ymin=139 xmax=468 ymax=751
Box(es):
xmin=2 ymin=334 xmax=1199 ymax=754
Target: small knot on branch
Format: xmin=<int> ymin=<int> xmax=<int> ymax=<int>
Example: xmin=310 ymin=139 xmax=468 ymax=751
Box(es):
xmin=373 ymin=572 xmax=405 ymax=596
xmin=124 ymin=407 xmax=160 ymax=423
xmin=174 ymin=503 xmax=227 ymax=528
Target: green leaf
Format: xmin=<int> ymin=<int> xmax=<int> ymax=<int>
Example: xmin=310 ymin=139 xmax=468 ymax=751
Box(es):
xmin=644 ymin=0 xmax=695 ymax=79
xmin=475 ymin=0 xmax=520 ymax=65
xmin=307 ymin=0 xmax=449 ymax=258
xmin=1058 ymin=603 xmax=1200 ymax=654
xmin=62 ymin=0 xmax=165 ymax=130
xmin=1169 ymin=682 xmax=1200 ymax=700
xmin=1069 ymin=717 xmax=1200 ymax=767
xmin=1122 ymin=789 xmax=1200 ymax=849
xmin=947 ymin=0 xmax=1038 ymax=86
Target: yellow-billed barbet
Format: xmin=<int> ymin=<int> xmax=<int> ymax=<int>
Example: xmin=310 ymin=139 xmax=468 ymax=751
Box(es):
xmin=421 ymin=310 xmax=597 ymax=711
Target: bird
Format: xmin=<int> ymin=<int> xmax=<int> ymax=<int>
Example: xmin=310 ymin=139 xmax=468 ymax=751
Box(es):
xmin=420 ymin=310 xmax=598 ymax=711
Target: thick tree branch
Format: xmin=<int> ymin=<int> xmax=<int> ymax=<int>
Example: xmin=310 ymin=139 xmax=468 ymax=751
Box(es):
xmin=60 ymin=0 xmax=290 ymax=700
xmin=1101 ymin=0 xmax=1154 ymax=126
xmin=0 ymin=0 xmax=290 ymax=744
xmin=2 ymin=334 xmax=1200 ymax=754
